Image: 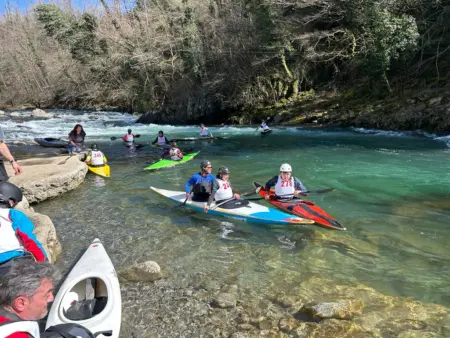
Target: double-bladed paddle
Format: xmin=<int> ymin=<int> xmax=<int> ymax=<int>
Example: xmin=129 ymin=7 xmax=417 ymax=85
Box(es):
xmin=110 ymin=134 xmax=140 ymax=141
xmin=210 ymin=186 xmax=262 ymax=210
xmin=244 ymin=188 xmax=335 ymax=201
xmin=255 ymin=117 xmax=272 ymax=131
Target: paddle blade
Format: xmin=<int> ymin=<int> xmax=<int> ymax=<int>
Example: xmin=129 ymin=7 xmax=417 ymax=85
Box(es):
xmin=135 ymin=134 xmax=141 ymax=138
xmin=110 ymin=136 xmax=117 ymax=141
xmin=308 ymin=188 xmax=335 ymax=194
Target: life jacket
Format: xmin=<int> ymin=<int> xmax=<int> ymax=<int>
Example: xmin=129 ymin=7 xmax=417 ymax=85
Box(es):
xmin=89 ymin=151 xmax=104 ymax=166
xmin=0 ymin=209 xmax=25 ymax=257
xmin=200 ymin=128 xmax=208 ymax=136
xmin=214 ymin=178 xmax=233 ymax=201
xmin=169 ymin=148 xmax=182 ymax=161
xmin=124 ymin=134 xmax=134 ymax=142
xmin=157 ymin=136 xmax=167 ymax=145
xmin=0 ymin=321 xmax=98 ymax=338
xmin=0 ymin=320 xmax=40 ymax=337
xmin=274 ymin=176 xmax=294 ymax=197
xmin=261 ymin=123 xmax=269 ymax=130
xmin=192 ymin=175 xmax=213 ymax=195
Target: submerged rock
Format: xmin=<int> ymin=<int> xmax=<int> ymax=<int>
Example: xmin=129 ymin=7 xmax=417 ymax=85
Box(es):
xmin=32 ymin=108 xmax=54 ymax=118
xmin=301 ymin=299 xmax=364 ymax=320
xmin=211 ymin=292 xmax=237 ymax=309
xmin=119 ymin=261 xmax=162 ymax=282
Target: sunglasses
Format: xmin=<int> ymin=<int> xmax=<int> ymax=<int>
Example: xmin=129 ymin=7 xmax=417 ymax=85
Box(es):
xmin=206 ymin=166 xmax=212 ymax=169
xmin=281 ymin=171 xmax=291 ymax=174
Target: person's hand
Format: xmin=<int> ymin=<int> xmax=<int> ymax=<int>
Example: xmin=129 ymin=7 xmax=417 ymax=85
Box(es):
xmin=203 ymin=204 xmax=209 ymax=213
xmin=12 ymin=162 xmax=22 ymax=175
xmin=294 ymin=190 xmax=306 ymax=198
xmin=234 ymin=193 xmax=240 ymax=199
xmin=265 ymin=195 xmax=270 ymax=200
xmin=185 ymin=193 xmax=191 ymax=199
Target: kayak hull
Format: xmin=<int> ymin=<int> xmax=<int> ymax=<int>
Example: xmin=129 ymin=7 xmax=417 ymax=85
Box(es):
xmin=253 ymin=182 xmax=345 ymax=230
xmin=150 ymin=186 xmax=314 ymax=226
xmin=261 ymin=129 xmax=272 ymax=135
xmin=144 ymin=152 xmax=200 ymax=170
xmin=170 ymin=136 xmax=223 ymax=142
xmin=124 ymin=142 xmax=145 ymax=149
xmin=88 ymin=164 xmax=111 ymax=178
xmin=46 ymin=238 xmax=122 ymax=338
xmin=35 ymin=137 xmax=67 ymax=148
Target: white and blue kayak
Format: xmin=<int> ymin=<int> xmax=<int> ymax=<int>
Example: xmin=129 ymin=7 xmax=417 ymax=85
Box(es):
xmin=150 ymin=187 xmax=315 ymax=226
xmin=46 ymin=238 xmax=122 ymax=338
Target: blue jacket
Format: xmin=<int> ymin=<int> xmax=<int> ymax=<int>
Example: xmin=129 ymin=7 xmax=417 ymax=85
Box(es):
xmin=0 ymin=209 xmax=47 ymax=264
xmin=185 ymin=173 xmax=216 ymax=194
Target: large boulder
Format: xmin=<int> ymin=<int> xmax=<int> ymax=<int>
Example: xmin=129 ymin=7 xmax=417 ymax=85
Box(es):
xmin=15 ymin=197 xmax=62 ymax=263
xmin=7 ymin=156 xmax=87 ymax=203
xmin=32 ymin=108 xmax=54 ymax=118
xmin=119 ymin=261 xmax=162 ymax=282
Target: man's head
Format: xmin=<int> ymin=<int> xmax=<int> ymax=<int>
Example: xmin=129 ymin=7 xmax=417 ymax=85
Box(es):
xmin=279 ymin=163 xmax=292 ymax=180
xmin=171 ymin=142 xmax=177 ymax=148
xmin=200 ymin=124 xmax=205 ymax=128
xmin=128 ymin=129 xmax=132 ymax=134
xmin=158 ymin=130 xmax=164 ymax=137
xmin=91 ymin=144 xmax=98 ymax=151
xmin=0 ymin=259 xmax=59 ymax=320
xmin=0 ymin=182 xmax=23 ymax=209
xmin=200 ymin=160 xmax=212 ymax=175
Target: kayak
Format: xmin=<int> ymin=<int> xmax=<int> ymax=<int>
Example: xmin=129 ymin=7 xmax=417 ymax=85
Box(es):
xmin=151 ymin=144 xmax=170 ymax=150
xmin=261 ymin=129 xmax=273 ymax=135
xmin=150 ymin=186 xmax=315 ymax=226
xmin=88 ymin=164 xmax=111 ymax=178
xmin=34 ymin=137 xmax=67 ymax=148
xmin=46 ymin=238 xmax=122 ymax=338
xmin=144 ymin=152 xmax=200 ymax=170
xmin=170 ymin=136 xmax=224 ymax=142
xmin=253 ymin=182 xmax=345 ymax=230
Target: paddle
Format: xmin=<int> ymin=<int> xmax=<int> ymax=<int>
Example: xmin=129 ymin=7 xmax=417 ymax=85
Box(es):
xmin=210 ymin=187 xmax=261 ymax=210
xmin=244 ymin=188 xmax=335 ymax=201
xmin=57 ymin=154 xmax=73 ymax=165
xmin=110 ymin=134 xmax=140 ymax=141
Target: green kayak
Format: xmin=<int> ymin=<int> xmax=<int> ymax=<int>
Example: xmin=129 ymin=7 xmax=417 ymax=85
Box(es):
xmin=144 ymin=152 xmax=200 ymax=170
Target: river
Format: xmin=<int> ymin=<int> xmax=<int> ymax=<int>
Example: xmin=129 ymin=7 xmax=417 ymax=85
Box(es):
xmin=2 ymin=109 xmax=450 ymax=336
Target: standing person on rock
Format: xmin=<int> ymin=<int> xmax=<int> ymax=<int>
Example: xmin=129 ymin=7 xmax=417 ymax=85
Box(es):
xmin=68 ymin=124 xmax=86 ymax=154
xmin=0 ymin=126 xmax=23 ymax=182
xmin=0 ymin=182 xmax=47 ymax=277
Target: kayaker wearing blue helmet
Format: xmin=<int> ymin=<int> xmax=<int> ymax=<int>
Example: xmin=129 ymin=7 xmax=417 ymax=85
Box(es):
xmin=185 ymin=160 xmax=215 ymax=202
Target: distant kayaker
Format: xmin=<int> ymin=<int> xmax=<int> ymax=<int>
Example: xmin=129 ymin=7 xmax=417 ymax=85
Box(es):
xmin=0 ymin=259 xmax=57 ymax=336
xmin=204 ymin=166 xmax=249 ymax=213
xmin=68 ymin=124 xmax=86 ymax=154
xmin=162 ymin=142 xmax=183 ymax=161
xmin=260 ymin=119 xmax=270 ymax=131
xmin=264 ymin=163 xmax=307 ymax=200
xmin=0 ymin=126 xmax=23 ymax=181
xmin=122 ymin=129 xmax=136 ymax=142
xmin=84 ymin=144 xmax=107 ymax=167
xmin=152 ymin=130 xmax=170 ymax=146
xmin=185 ymin=160 xmax=215 ymax=202
xmin=200 ymin=124 xmax=213 ymax=138
xmin=0 ymin=182 xmax=47 ymax=277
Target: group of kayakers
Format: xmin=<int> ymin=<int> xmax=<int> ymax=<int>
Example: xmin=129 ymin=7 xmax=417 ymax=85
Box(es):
xmin=185 ymin=159 xmax=307 ymax=213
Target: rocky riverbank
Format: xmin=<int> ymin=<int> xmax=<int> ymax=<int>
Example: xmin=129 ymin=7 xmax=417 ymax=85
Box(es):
xmin=5 ymin=155 xmax=88 ymax=261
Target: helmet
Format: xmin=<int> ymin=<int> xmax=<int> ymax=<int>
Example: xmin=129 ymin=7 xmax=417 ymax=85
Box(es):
xmin=128 ymin=129 xmax=132 ymax=133
xmin=91 ymin=144 xmax=98 ymax=151
xmin=279 ymin=163 xmax=292 ymax=172
xmin=217 ymin=166 xmax=230 ymax=177
xmin=158 ymin=130 xmax=163 ymax=135
xmin=200 ymin=160 xmax=211 ymax=170
xmin=171 ymin=141 xmax=177 ymax=147
xmin=0 ymin=182 xmax=23 ymax=208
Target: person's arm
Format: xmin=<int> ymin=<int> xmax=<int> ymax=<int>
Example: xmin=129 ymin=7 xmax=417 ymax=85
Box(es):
xmin=161 ymin=149 xmax=169 ymax=158
xmin=208 ymin=129 xmax=214 ymax=138
xmin=0 ymin=142 xmax=23 ymax=175
xmin=84 ymin=154 xmax=91 ymax=163
xmin=177 ymin=149 xmax=183 ymax=159
xmin=165 ymin=137 xmax=170 ymax=144
xmin=293 ymin=177 xmax=307 ymax=193
xmin=265 ymin=176 xmax=277 ymax=191
xmin=103 ymin=154 xmax=108 ymax=163
xmin=185 ymin=174 xmax=198 ymax=194
xmin=10 ymin=209 xmax=47 ymax=262
xmin=207 ymin=180 xmax=220 ymax=207
xmin=122 ymin=135 xmax=127 ymax=141
xmin=152 ymin=137 xmax=157 ymax=144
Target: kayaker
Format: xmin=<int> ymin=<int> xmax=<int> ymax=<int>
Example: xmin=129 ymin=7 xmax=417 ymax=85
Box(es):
xmin=204 ymin=166 xmax=249 ymax=213
xmin=185 ymin=160 xmax=215 ymax=202
xmin=0 ymin=182 xmax=47 ymax=277
xmin=68 ymin=124 xmax=86 ymax=154
xmin=0 ymin=127 xmax=23 ymax=181
xmin=200 ymin=124 xmax=213 ymax=138
xmin=122 ymin=129 xmax=135 ymax=142
xmin=84 ymin=144 xmax=107 ymax=167
xmin=264 ymin=163 xmax=307 ymax=200
xmin=161 ymin=142 xmax=183 ymax=161
xmin=0 ymin=259 xmax=57 ymax=337
xmin=151 ymin=130 xmax=170 ymax=146
xmin=260 ymin=119 xmax=270 ymax=131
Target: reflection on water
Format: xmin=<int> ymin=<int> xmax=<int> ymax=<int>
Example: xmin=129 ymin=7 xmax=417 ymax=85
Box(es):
xmin=29 ymin=127 xmax=450 ymax=333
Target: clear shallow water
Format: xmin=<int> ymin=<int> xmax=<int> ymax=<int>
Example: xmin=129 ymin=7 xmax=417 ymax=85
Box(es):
xmin=2 ymin=110 xmax=450 ymax=311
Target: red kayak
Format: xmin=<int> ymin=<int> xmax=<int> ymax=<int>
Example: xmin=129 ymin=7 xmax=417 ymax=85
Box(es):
xmin=253 ymin=182 xmax=345 ymax=230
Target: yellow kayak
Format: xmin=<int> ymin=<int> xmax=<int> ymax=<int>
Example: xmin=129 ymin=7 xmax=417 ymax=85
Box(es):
xmin=87 ymin=164 xmax=111 ymax=178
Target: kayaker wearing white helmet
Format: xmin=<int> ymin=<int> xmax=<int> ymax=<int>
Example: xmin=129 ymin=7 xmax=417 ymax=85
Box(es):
xmin=264 ymin=163 xmax=307 ymax=200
